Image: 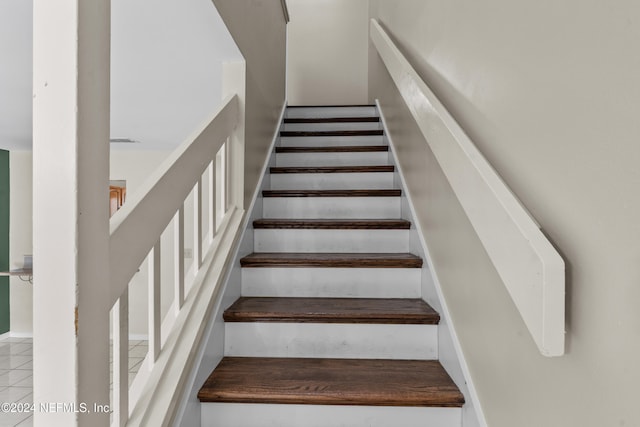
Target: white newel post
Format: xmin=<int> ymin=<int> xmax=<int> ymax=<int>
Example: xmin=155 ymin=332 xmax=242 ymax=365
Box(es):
xmin=222 ymin=61 xmax=246 ymax=210
xmin=33 ymin=1 xmax=111 ymax=426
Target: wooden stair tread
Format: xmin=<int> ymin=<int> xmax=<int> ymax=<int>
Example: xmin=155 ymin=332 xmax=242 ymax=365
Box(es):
xmin=253 ymin=219 xmax=411 ymax=229
xmin=240 ymin=252 xmax=423 ymax=268
xmin=198 ymin=357 xmax=464 ymax=407
xmin=263 ymin=189 xmax=401 ymax=197
xmin=270 ymin=165 xmax=394 ymax=174
xmin=284 ymin=117 xmax=380 ymax=123
xmin=281 ymin=130 xmax=383 ymax=137
xmin=224 ymin=297 xmax=440 ymax=324
xmin=287 ymin=104 xmax=376 ymax=108
xmin=276 ymin=145 xmax=388 ymax=153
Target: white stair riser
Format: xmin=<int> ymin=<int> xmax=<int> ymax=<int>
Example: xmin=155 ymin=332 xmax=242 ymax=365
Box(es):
xmin=263 ymin=197 xmax=401 ymax=219
xmin=242 ymin=268 xmax=421 ymax=298
xmin=254 ymin=229 xmax=409 ymax=253
xmin=285 ymin=106 xmax=377 ymax=118
xmin=201 ymin=403 xmax=461 ymax=427
xmin=275 ymin=152 xmax=390 ymax=167
xmin=282 ymin=122 xmax=381 ymax=132
xmin=224 ymin=323 xmax=437 ymax=360
xmin=280 ymin=135 xmax=384 ymax=146
xmin=270 ymin=172 xmax=395 ymax=190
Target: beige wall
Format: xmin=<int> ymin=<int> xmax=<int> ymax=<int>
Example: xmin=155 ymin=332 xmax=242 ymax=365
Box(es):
xmin=286 ymin=0 xmax=369 ymax=105
xmin=369 ymin=1 xmax=640 ymax=426
xmin=212 ymin=0 xmax=287 ymax=207
xmin=9 ymin=152 xmax=32 ymax=335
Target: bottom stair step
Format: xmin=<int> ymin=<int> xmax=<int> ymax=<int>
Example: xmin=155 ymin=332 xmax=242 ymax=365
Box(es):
xmin=198 ymin=357 xmax=464 ymax=407
xmin=201 ymin=403 xmax=461 ymax=427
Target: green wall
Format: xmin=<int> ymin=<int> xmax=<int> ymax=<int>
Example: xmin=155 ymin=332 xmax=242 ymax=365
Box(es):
xmin=0 ymin=150 xmax=9 ymax=333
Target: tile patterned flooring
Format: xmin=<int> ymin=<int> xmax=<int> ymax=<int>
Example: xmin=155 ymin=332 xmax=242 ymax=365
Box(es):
xmin=0 ymin=337 xmax=148 ymax=427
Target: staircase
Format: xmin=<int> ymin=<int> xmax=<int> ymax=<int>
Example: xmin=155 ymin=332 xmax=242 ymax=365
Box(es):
xmin=198 ymin=105 xmax=464 ymax=426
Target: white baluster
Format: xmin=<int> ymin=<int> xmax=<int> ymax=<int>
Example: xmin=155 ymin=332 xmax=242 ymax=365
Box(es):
xmin=209 ymin=161 xmax=217 ymax=240
xmin=112 ymin=290 xmax=129 ymax=426
xmin=149 ymin=242 xmax=161 ymax=365
xmin=194 ymin=178 xmax=203 ymax=270
xmin=174 ymin=207 xmax=185 ymax=313
xmin=216 ymin=146 xmax=225 ymax=225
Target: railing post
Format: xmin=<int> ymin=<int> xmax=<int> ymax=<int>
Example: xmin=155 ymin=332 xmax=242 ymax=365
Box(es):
xmin=33 ymin=0 xmax=111 ymax=425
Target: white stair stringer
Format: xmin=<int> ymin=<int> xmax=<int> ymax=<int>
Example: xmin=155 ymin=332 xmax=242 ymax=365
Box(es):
xmin=285 ymin=106 xmax=378 ymax=118
xmin=275 ymin=151 xmax=391 ymax=167
xmin=263 ymin=196 xmax=401 ymax=219
xmin=270 ymin=171 xmax=395 ymax=190
xmin=224 ymin=322 xmax=437 ymax=359
xmin=254 ymin=228 xmax=410 ymax=253
xmin=201 ymin=403 xmax=461 ymax=427
xmin=280 ymin=135 xmax=385 ymax=146
xmin=241 ymin=267 xmax=422 ymax=298
xmin=282 ymin=122 xmax=381 ymax=131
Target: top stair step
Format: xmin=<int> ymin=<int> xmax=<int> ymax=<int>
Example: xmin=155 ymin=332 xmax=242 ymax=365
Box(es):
xmin=284 ymin=117 xmax=380 ymax=124
xmin=282 ymin=118 xmax=381 ymax=132
xmin=276 ymin=145 xmax=388 ymax=153
xmin=281 ymin=130 xmax=383 ymax=137
xmin=285 ymin=105 xmax=377 ymax=119
xmin=280 ymin=129 xmax=384 ymax=137
xmin=198 ymin=357 xmax=464 ymax=407
xmin=270 ymin=165 xmax=394 ymax=174
xmin=253 ymin=219 xmax=411 ymax=229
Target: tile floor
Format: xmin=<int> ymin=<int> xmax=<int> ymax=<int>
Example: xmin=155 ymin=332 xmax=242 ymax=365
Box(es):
xmin=0 ymin=337 xmax=148 ymax=427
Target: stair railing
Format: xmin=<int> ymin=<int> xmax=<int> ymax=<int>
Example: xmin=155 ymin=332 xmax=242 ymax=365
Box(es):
xmin=370 ymin=19 xmax=565 ymax=357
xmin=108 ymin=85 xmax=245 ymax=426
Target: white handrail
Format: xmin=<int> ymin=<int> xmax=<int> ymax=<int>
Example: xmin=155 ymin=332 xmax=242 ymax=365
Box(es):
xmin=109 ymin=94 xmax=239 ymax=305
xmin=370 ymin=19 xmax=565 ymax=356
xmin=280 ymin=0 xmax=290 ymax=23
xmin=108 ymin=89 xmax=245 ymax=426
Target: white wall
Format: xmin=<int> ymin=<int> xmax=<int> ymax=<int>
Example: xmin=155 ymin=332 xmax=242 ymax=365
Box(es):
xmin=286 ymin=0 xmax=369 ymax=105
xmin=213 ymin=0 xmax=288 ymax=208
xmin=9 ymin=150 xmax=176 ymax=336
xmin=369 ymin=1 xmax=640 ymax=426
xmin=110 ymin=0 xmax=242 ymax=150
xmin=0 ymin=0 xmax=32 ymax=151
xmin=0 ymin=0 xmax=242 ymax=151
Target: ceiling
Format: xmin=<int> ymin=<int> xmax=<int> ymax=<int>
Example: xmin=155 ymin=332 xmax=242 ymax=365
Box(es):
xmin=0 ymin=0 xmax=242 ymax=152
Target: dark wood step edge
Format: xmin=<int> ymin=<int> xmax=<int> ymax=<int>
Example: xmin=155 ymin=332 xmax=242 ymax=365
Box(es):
xmin=262 ymin=189 xmax=401 ymax=197
xmin=253 ymin=219 xmax=411 ymax=230
xmin=270 ymin=165 xmax=394 ymax=174
xmin=287 ymin=104 xmax=376 ymax=108
xmin=223 ymin=297 xmax=440 ymax=324
xmin=281 ymin=130 xmax=383 ymax=137
xmin=240 ymin=253 xmax=423 ymax=268
xmin=276 ymin=145 xmax=388 ymax=153
xmin=198 ymin=357 xmax=465 ymax=407
xmin=284 ymin=117 xmax=380 ymax=123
